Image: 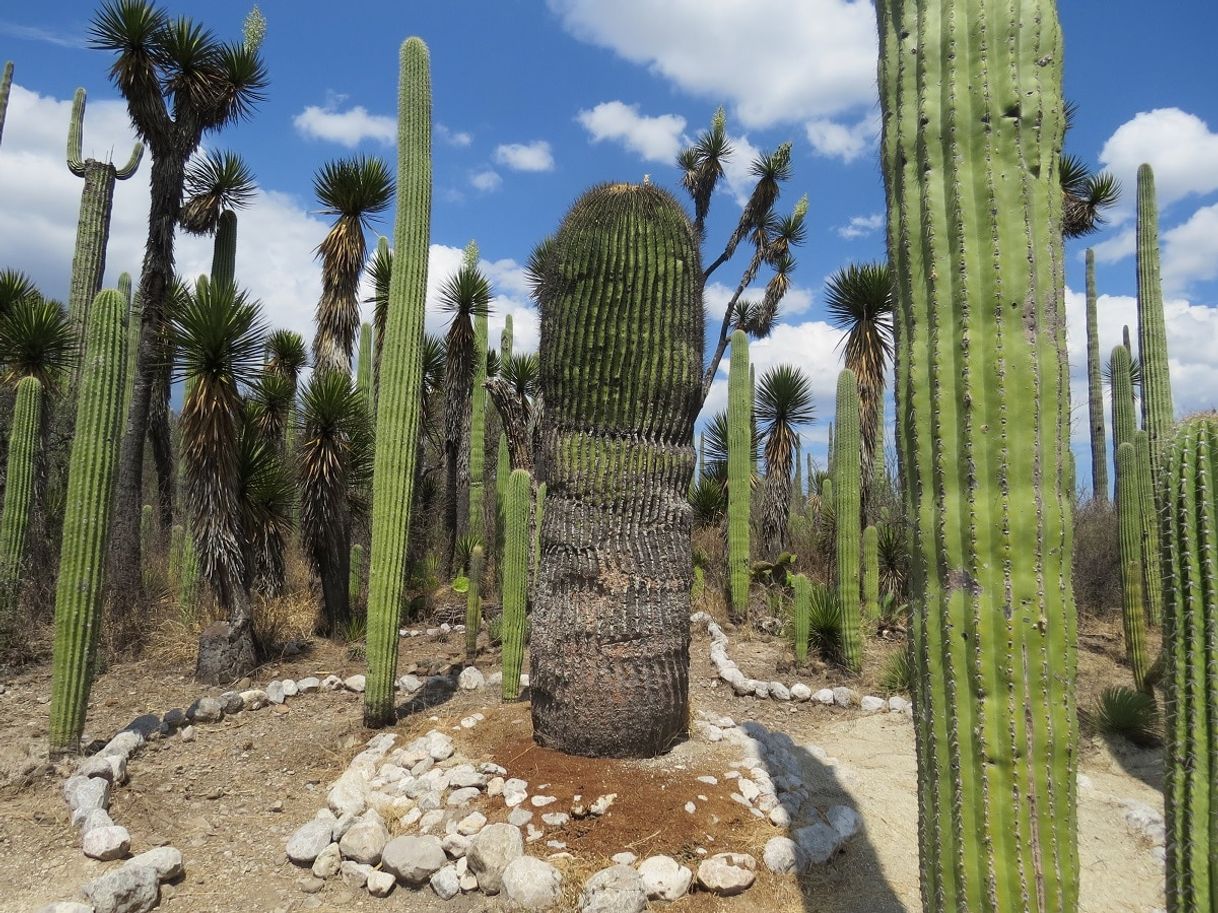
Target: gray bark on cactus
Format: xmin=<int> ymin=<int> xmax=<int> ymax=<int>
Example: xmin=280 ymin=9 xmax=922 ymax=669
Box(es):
xmin=530 ymin=182 xmax=702 ymax=758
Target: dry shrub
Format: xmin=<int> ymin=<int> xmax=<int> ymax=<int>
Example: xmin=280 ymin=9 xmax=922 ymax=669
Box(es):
xmin=1073 ymin=496 xmax=1121 ymax=617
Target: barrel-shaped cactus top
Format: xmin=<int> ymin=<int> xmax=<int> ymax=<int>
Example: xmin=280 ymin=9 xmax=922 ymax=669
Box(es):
xmin=539 ymin=182 xmax=702 ymax=439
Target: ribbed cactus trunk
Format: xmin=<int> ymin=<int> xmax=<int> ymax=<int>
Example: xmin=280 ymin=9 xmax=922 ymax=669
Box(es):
xmin=532 ymin=481 xmax=545 ymax=588
xmin=356 ymin=322 xmax=373 ymax=407
xmin=364 ymin=38 xmax=431 ymax=729
xmin=49 ymin=290 xmax=127 ymax=754
xmin=0 ymin=377 xmax=42 ymax=629
xmin=530 ymin=182 xmax=702 ymax=759
xmin=349 ymin=543 xmax=364 ymax=611
xmin=167 ymin=523 xmax=183 ymax=589
xmin=863 ymin=524 xmax=879 ymax=622
xmin=1111 ymin=345 xmax=1137 ymax=451
xmin=833 ymin=369 xmax=862 ymax=673
xmin=1084 ymin=250 xmax=1109 ymax=502
xmin=1136 ymin=431 xmax=1164 ymax=627
xmin=1115 ymin=443 xmax=1150 ymax=691
xmin=1162 ymin=415 xmax=1218 ymax=913
xmin=877 ymin=3 xmax=1078 ymax=912
xmin=791 ymin=439 xmax=803 ymax=517
xmin=469 ymin=309 xmax=488 ymax=545
xmin=495 ymin=316 xmax=513 ymax=527
xmin=501 ymin=470 xmax=529 ymax=700
xmin=1136 ymin=164 xmax=1174 ymax=475
xmin=121 ymin=279 xmax=139 ymax=426
xmin=465 ymin=544 xmax=482 ymax=663
xmin=727 ymin=330 xmax=751 ymax=621
xmin=211 ymin=210 xmax=237 ymax=286
xmin=792 ymin=572 xmax=810 ymax=664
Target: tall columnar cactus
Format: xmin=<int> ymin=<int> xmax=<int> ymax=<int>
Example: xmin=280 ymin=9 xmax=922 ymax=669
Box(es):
xmin=364 ymin=37 xmax=431 ymax=729
xmin=877 ymin=3 xmax=1078 ymax=911
xmin=530 ymin=181 xmax=702 ymax=758
xmin=121 ymin=276 xmax=139 ymax=424
xmin=349 ymin=543 xmax=364 ymax=609
xmin=1111 ymin=345 xmax=1137 ymax=452
xmin=873 ymin=392 xmax=888 ymax=485
xmin=465 ymin=544 xmax=483 ymax=662
xmin=862 ymin=524 xmax=879 ymax=622
xmin=833 ymin=369 xmax=862 ymax=672
xmin=1136 ymin=164 xmax=1174 ymax=473
xmin=1114 ymin=443 xmax=1151 ymax=691
xmin=791 ymin=438 xmax=804 ymax=515
xmin=65 ymin=89 xmax=143 ymax=334
xmin=0 ymin=62 xmax=12 ymax=149
xmin=167 ymin=523 xmax=184 ymax=588
xmin=792 ymin=572 xmax=811 ymax=664
xmin=469 ymin=305 xmax=488 ymax=544
xmin=140 ymin=504 xmax=155 ymax=589
xmin=49 ymin=290 xmax=127 ymax=754
xmin=1162 ymin=414 xmax=1218 ymax=913
xmin=1136 ymin=431 xmax=1164 ymax=627
xmin=501 ymin=470 xmax=529 ymax=700
xmin=495 ymin=316 xmax=513 ymax=511
xmin=356 ymin=322 xmax=373 ymax=407
xmin=1085 ymin=250 xmax=1109 ymax=502
xmin=211 ymin=209 xmax=237 ymax=286
xmin=0 ymin=377 xmax=42 ymax=623
xmin=532 ymin=481 xmax=545 ymax=584
xmin=727 ymin=330 xmax=752 ymax=620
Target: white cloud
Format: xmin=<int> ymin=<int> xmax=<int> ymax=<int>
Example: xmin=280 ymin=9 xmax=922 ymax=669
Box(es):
xmin=806 ymin=111 xmax=879 ymax=163
xmin=1090 ymin=228 xmax=1136 ymax=265
xmin=436 ymin=124 xmax=473 ymax=148
xmin=576 ymin=101 xmax=686 ymax=164
xmin=1162 ymin=203 xmax=1218 ymax=295
xmin=1099 ymin=108 xmax=1218 ymax=210
xmin=837 ymin=213 xmax=884 ymax=240
xmin=493 ymin=140 xmax=555 ymax=172
xmin=469 ymin=169 xmax=502 ymax=192
xmin=719 ymin=133 xmax=762 ymax=208
xmin=549 ymin=0 xmax=876 ymax=130
xmin=293 ymin=100 xmax=395 ymax=147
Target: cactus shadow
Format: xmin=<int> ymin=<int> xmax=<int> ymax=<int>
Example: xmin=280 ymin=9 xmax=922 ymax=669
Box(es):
xmin=1098 ymin=733 xmax=1165 ymax=793
xmin=394 ymin=672 xmax=458 ymax=719
xmin=745 ymin=720 xmax=911 ymax=913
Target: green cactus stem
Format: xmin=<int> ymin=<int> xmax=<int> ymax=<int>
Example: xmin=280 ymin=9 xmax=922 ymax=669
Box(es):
xmin=0 ymin=376 xmax=42 ymax=626
xmin=1111 ymin=345 xmax=1137 ymax=452
xmin=48 ymin=289 xmax=127 ymax=754
xmin=140 ymin=504 xmax=155 ymax=589
xmin=1135 ymin=431 xmax=1164 ymax=628
xmin=532 ymin=481 xmax=545 ymax=586
xmin=211 ymin=209 xmax=237 ymax=286
xmin=1085 ymin=250 xmax=1109 ymax=501
xmin=792 ymin=572 xmax=811 ymax=664
xmin=167 ymin=523 xmax=184 ymax=588
xmin=530 ymin=181 xmax=701 ymax=758
xmin=65 ymin=89 xmax=143 ymax=335
xmin=501 ymin=470 xmax=529 ymax=700
xmin=494 ymin=316 xmax=513 ymax=524
xmin=863 ymin=524 xmax=879 ymax=623
xmin=356 ymin=322 xmax=373 ymax=407
xmin=727 ymin=330 xmax=752 ymax=621
xmin=1162 ymin=414 xmax=1218 ymax=913
xmin=349 ymin=543 xmax=364 ymax=610
xmin=833 ymin=369 xmax=862 ymax=672
xmin=465 ymin=544 xmax=483 ymax=662
xmin=1115 ymin=443 xmax=1151 ymax=691
xmin=469 ymin=304 xmax=488 ymax=546
xmin=120 ymin=276 xmax=139 ymax=424
xmin=877 ymin=2 xmax=1078 ymax=910
xmin=1136 ymin=164 xmax=1174 ymax=473
xmin=364 ymin=38 xmax=432 ymax=729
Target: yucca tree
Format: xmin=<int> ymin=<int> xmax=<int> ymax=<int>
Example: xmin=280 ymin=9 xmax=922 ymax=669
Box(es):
xmin=678 ymin=106 xmax=732 ymax=241
xmin=755 ymin=365 xmax=815 ymax=556
xmin=247 ymin=370 xmax=295 ymax=450
xmin=297 ymin=370 xmax=373 ymax=635
xmin=486 ymin=351 xmax=539 ymax=472
xmin=438 ymin=261 xmax=492 ymax=574
xmin=237 ymin=419 xmax=294 ymax=598
xmin=91 ymin=0 xmax=268 ymax=610
xmin=701 ymin=408 xmax=762 ymax=486
xmin=172 ymin=279 xmax=266 ymax=682
xmin=0 ymin=298 xmax=78 ymax=390
xmin=365 ymin=238 xmax=392 ymax=393
xmin=311 ymin=156 xmax=393 ymax=375
xmin=0 ymin=270 xmax=39 ymax=317
xmin=825 ymin=262 xmax=895 ymax=482
xmin=1061 ymin=104 xmax=1121 ymax=239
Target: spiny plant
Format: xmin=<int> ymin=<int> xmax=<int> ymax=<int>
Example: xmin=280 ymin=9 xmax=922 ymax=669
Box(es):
xmin=882 ymin=647 xmax=912 ymax=695
xmin=140 ymin=503 xmax=155 ymax=590
xmin=0 ymin=296 xmax=78 ymax=388
xmin=756 ymin=363 xmax=815 ymax=557
xmin=1135 ymin=431 xmax=1164 ymax=627
xmin=468 ymin=269 xmax=489 ymax=551
xmin=791 ymin=572 xmax=811 ymax=663
xmin=1115 ymin=443 xmax=1150 ymax=691
xmin=877 ymin=2 xmax=1078 ymax=910
xmin=237 ymin=422 xmax=294 ymax=600
xmin=180 ymin=149 xmax=256 ymax=287
xmin=862 ymin=524 xmax=880 ymax=622
xmin=465 ymin=543 xmax=483 ymax=663
xmin=500 ymin=470 xmax=530 ymax=700
xmin=727 ymin=330 xmax=751 ymax=621
xmin=833 ymin=369 xmax=862 ymax=673
xmin=1084 ymin=250 xmax=1108 ymax=501
xmin=349 ymin=543 xmax=364 ymax=611
xmin=532 ymin=481 xmax=545 ymax=588
xmin=1087 ymin=685 xmax=1159 ymax=748
xmin=366 ymin=236 xmax=391 ymax=396
xmin=530 ymin=181 xmax=702 ymax=758
xmin=1136 ymin=164 xmax=1173 ymax=478
xmin=48 ymin=289 xmax=126 ymax=754
xmin=356 ymin=322 xmax=373 ymax=409
xmin=364 ymin=37 xmax=431 ymax=729
xmin=0 ymin=377 xmax=42 ymax=631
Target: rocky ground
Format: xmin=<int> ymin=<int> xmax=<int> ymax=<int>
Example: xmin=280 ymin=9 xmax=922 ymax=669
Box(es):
xmin=0 ymin=616 xmax=1166 ymax=913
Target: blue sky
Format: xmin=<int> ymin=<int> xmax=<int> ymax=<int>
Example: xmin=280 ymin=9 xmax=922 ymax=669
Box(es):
xmin=2 ymin=1 xmax=1216 ymax=496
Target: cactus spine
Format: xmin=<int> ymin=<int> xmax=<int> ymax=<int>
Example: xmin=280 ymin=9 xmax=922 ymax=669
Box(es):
xmin=0 ymin=62 xmax=11 ymax=148
xmin=501 ymin=470 xmax=529 ymax=700
xmin=1085 ymin=250 xmax=1109 ymax=501
xmin=727 ymin=329 xmax=751 ymax=620
xmin=1136 ymin=164 xmax=1174 ymax=472
xmin=121 ymin=277 xmax=139 ymax=424
xmin=1111 ymin=345 xmax=1137 ymax=452
xmin=1136 ymin=431 xmax=1164 ymax=627
xmin=833 ymin=369 xmax=862 ymax=672
xmin=1115 ymin=443 xmax=1151 ymax=690
xmin=49 ymin=290 xmax=127 ymax=754
xmin=364 ymin=38 xmax=431 ymax=728
xmin=792 ymin=572 xmax=811 ymax=663
xmin=356 ymin=322 xmax=373 ymax=407
xmin=0 ymin=377 xmax=42 ymax=623
xmin=211 ymin=209 xmax=237 ymax=286
xmin=465 ymin=544 xmax=482 ymax=662
xmin=530 ymin=182 xmax=701 ymax=758
xmin=495 ymin=316 xmax=513 ymax=520
xmin=349 ymin=543 xmax=364 ymax=609
xmin=863 ymin=524 xmax=879 ymax=622
xmin=65 ymin=89 xmax=143 ymax=334
xmin=1162 ymin=415 xmax=1218 ymax=912
xmin=469 ymin=304 xmax=487 ymax=544
xmin=877 ymin=2 xmax=1078 ymax=910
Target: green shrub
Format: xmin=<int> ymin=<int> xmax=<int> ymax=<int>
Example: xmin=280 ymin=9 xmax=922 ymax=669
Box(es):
xmin=1086 ymin=686 xmax=1159 ymax=747
xmin=882 ymin=647 xmax=912 ymax=694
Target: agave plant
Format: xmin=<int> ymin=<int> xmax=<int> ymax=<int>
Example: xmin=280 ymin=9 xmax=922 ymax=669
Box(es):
xmin=805 ymin=581 xmax=842 ymax=663
xmin=0 ymin=270 xmax=39 ymax=318
xmin=1086 ymin=685 xmax=1160 ymax=748
xmin=756 ymin=364 xmax=815 ymax=557
xmin=0 ymin=297 xmax=78 ymax=388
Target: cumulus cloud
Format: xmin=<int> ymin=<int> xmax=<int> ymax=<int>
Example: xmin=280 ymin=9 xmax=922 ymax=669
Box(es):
xmin=493 ymin=140 xmax=555 ymax=172
xmin=837 ymin=213 xmax=884 ymax=240
xmin=1099 ymin=108 xmax=1218 ymax=210
xmin=469 ymin=169 xmax=502 ymax=192
xmin=549 ymin=0 xmax=876 ymax=130
xmin=1090 ymin=227 xmax=1136 ymax=265
xmin=436 ymin=124 xmax=473 ymax=148
xmin=293 ymin=99 xmax=395 ymax=147
xmin=576 ymin=101 xmax=686 ymax=164
xmin=806 ymin=111 xmax=880 ymax=163
xmin=1161 ymin=203 xmax=1218 ymax=295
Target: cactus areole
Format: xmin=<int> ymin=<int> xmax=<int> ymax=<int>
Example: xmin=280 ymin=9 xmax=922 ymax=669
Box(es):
xmin=530 ymin=182 xmax=702 ymax=758
xmin=877 ymin=2 xmax=1079 ymax=912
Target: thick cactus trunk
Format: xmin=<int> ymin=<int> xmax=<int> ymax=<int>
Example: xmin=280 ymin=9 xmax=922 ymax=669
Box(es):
xmin=465 ymin=544 xmax=482 ymax=663
xmin=211 ymin=209 xmax=237 ymax=286
xmin=792 ymin=572 xmax=810 ymax=663
xmin=1162 ymin=415 xmax=1218 ymax=913
xmin=530 ymin=182 xmax=701 ymax=759
xmin=1111 ymin=345 xmax=1137 ymax=451
xmin=1085 ymin=250 xmax=1108 ymax=502
xmin=833 ymin=369 xmax=862 ymax=672
xmin=501 ymin=469 xmax=529 ymax=700
xmin=1136 ymin=164 xmax=1173 ymax=474
xmin=877 ymin=3 xmax=1078 ymax=912
xmin=356 ymin=322 xmax=373 ymax=406
xmin=348 ymin=543 xmax=364 ymax=611
xmin=727 ymin=330 xmax=751 ymax=621
xmin=364 ymin=38 xmax=431 ymax=728
xmin=0 ymin=376 xmax=42 ymax=628
xmin=1135 ymin=431 xmax=1164 ymax=627
xmin=1115 ymin=443 xmax=1150 ymax=691
xmin=469 ymin=309 xmax=487 ymax=545
xmin=49 ymin=290 xmax=127 ymax=754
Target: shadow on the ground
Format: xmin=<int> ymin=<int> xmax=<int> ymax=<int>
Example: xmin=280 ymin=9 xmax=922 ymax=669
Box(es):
xmin=744 ymin=720 xmax=910 ymax=913
xmin=1097 ymin=733 xmax=1165 ymax=793
xmin=395 ymin=672 xmax=459 ymax=719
